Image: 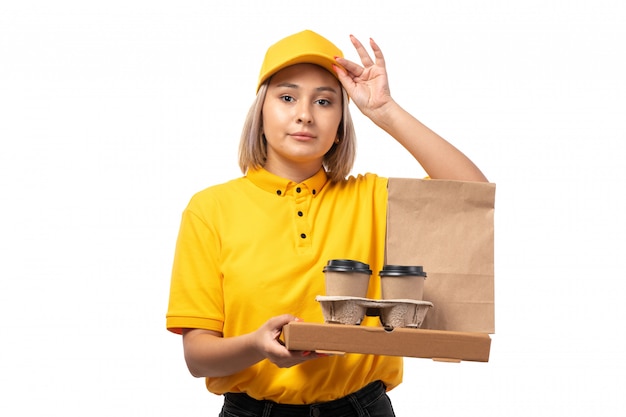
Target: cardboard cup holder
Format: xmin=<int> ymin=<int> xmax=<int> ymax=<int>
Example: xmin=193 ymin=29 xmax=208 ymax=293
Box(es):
xmin=315 ymin=296 xmax=433 ymax=329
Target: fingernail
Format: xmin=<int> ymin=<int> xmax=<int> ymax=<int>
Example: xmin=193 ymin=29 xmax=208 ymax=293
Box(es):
xmin=302 ymin=351 xmax=311 ymax=356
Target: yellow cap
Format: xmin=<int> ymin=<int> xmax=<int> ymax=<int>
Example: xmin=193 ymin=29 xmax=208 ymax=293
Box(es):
xmin=257 ymin=30 xmax=344 ymax=92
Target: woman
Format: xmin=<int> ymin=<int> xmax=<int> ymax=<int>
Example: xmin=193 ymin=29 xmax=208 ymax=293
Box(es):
xmin=167 ymin=29 xmax=487 ymax=416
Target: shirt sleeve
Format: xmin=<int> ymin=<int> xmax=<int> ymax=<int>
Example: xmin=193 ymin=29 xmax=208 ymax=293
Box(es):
xmin=166 ymin=195 xmax=225 ymax=334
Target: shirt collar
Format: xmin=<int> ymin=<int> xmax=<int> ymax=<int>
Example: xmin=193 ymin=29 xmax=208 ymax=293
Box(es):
xmin=246 ymin=166 xmax=328 ymax=198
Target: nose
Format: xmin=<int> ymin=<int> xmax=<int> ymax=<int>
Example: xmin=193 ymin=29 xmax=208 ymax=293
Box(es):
xmin=296 ymin=102 xmax=313 ymax=124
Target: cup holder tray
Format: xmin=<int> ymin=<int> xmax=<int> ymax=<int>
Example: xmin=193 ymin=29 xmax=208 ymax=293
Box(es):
xmin=316 ymin=295 xmax=433 ymax=329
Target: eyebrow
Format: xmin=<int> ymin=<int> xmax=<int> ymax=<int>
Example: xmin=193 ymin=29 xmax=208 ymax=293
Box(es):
xmin=275 ymin=82 xmax=339 ymax=95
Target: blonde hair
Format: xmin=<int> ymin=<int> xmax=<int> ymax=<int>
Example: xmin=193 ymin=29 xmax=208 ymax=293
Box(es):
xmin=238 ymin=80 xmax=357 ymax=182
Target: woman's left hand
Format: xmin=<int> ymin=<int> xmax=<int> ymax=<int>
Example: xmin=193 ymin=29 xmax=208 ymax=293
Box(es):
xmin=334 ymin=35 xmax=393 ymax=119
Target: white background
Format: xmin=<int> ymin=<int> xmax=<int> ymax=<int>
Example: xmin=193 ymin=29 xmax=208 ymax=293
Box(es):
xmin=1 ymin=1 xmax=625 ymax=415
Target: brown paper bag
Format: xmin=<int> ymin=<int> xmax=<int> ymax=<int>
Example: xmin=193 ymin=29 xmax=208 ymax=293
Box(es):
xmin=386 ymin=178 xmax=496 ymax=333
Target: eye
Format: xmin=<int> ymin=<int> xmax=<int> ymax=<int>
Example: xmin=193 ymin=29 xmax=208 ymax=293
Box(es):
xmin=316 ymin=99 xmax=331 ymax=106
xmin=280 ymin=95 xmax=295 ymax=103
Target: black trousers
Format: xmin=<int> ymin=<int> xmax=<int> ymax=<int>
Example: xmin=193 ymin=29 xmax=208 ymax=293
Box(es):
xmin=219 ymin=380 xmax=396 ymax=417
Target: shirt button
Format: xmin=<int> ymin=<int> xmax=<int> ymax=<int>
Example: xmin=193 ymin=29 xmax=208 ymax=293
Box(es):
xmin=312 ymin=189 xmax=316 ymax=195
xmin=297 ymin=211 xmax=303 ymax=217
xmin=300 ymin=233 xmax=306 ymax=239
xmin=276 ymin=190 xmax=282 ymax=195
xmin=296 ymin=187 xmax=301 ymax=193
xmin=311 ymin=408 xmax=321 ymax=417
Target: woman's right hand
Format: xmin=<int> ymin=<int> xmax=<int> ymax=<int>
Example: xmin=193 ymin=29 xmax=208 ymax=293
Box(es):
xmin=253 ymin=314 xmax=328 ymax=368
xmin=182 ymin=314 xmax=328 ymax=378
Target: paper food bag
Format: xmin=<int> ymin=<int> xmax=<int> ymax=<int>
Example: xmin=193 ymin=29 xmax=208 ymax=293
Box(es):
xmin=386 ymin=178 xmax=496 ymax=333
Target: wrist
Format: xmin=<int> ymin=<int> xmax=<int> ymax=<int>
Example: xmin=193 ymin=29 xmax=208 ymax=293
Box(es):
xmin=368 ymin=99 xmax=402 ymax=131
xmin=245 ymin=329 xmax=266 ymax=361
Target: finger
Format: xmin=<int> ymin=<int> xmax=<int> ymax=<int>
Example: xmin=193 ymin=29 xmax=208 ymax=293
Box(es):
xmin=267 ymin=314 xmax=297 ymax=330
xmin=350 ymin=34 xmax=375 ymax=67
xmin=333 ymin=66 xmax=358 ymax=98
xmin=334 ymin=58 xmax=364 ymax=79
xmin=333 ymin=64 xmax=357 ymax=92
xmin=369 ymin=38 xmax=386 ymax=67
xmin=262 ymin=314 xmax=297 ymax=345
xmin=272 ymin=349 xmax=335 ymax=368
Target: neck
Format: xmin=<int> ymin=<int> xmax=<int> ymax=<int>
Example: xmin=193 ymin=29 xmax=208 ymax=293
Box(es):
xmin=264 ymin=159 xmax=323 ymax=183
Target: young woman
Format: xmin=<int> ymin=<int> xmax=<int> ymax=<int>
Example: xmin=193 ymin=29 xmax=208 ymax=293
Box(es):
xmin=167 ymin=30 xmax=487 ymax=417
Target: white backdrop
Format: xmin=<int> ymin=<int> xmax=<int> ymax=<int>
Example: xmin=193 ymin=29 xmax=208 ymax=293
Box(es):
xmin=1 ymin=1 xmax=625 ymax=415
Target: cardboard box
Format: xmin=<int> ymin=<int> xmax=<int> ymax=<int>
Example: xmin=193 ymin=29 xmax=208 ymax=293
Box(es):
xmin=283 ymin=322 xmax=491 ymax=363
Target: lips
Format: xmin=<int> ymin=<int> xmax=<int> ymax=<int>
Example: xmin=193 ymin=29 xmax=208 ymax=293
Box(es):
xmin=290 ymin=131 xmax=316 ymax=140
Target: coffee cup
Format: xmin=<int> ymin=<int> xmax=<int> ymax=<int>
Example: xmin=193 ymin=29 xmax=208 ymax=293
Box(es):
xmin=323 ymin=259 xmax=372 ymax=297
xmin=379 ymin=265 xmax=427 ymax=300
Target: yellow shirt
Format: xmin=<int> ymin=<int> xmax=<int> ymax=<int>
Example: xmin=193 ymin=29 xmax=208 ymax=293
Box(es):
xmin=166 ymin=167 xmax=402 ymax=404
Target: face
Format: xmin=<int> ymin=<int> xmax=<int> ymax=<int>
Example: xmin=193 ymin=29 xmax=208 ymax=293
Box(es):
xmin=262 ymin=63 xmax=343 ymax=178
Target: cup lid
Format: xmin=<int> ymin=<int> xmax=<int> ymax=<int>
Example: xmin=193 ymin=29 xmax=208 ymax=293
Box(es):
xmin=323 ymin=259 xmax=372 ymax=274
xmin=379 ymin=265 xmax=427 ymax=277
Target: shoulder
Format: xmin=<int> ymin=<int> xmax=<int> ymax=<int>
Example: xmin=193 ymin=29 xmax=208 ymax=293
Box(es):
xmin=348 ymin=172 xmax=387 ymax=184
xmin=330 ymin=172 xmax=388 ymax=190
xmin=322 ymin=173 xmax=388 ymax=204
xmin=184 ymin=177 xmax=249 ymax=215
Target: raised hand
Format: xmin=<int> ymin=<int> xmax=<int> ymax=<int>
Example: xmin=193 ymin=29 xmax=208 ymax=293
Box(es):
xmin=334 ymin=35 xmax=393 ymax=119
xmin=333 ymin=34 xmax=487 ymax=182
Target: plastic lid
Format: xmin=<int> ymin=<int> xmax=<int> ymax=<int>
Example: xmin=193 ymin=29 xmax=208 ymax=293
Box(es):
xmin=379 ymin=265 xmax=427 ymax=277
xmin=323 ymin=259 xmax=372 ymax=274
